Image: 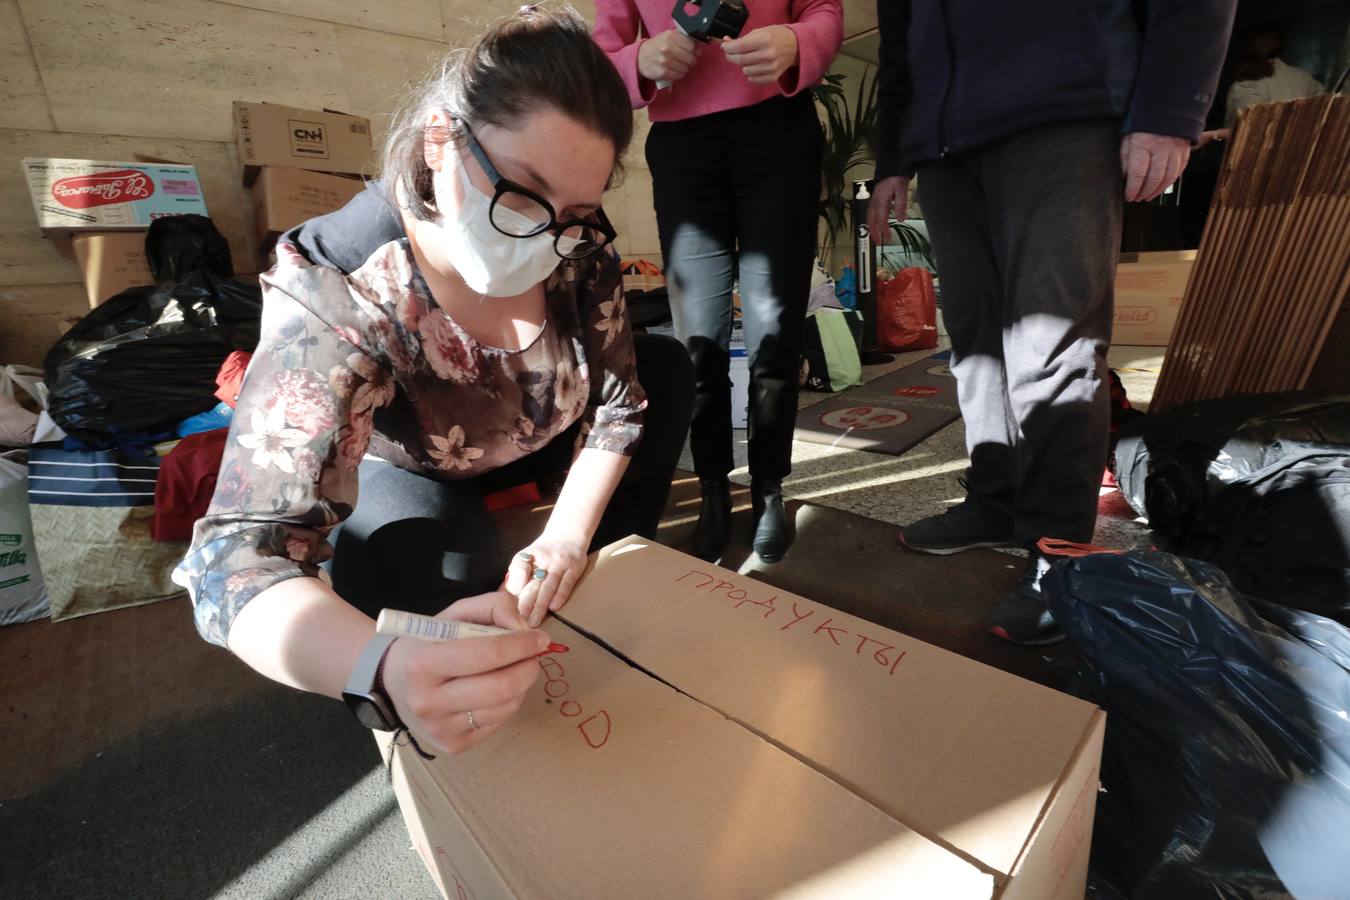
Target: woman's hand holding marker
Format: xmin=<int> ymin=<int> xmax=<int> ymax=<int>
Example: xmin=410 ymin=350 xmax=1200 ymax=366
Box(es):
xmin=380 ymin=592 xmax=552 ymax=754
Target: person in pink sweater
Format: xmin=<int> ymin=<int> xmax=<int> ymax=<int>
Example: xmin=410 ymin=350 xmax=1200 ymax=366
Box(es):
xmin=594 ymin=0 xmax=842 ymax=564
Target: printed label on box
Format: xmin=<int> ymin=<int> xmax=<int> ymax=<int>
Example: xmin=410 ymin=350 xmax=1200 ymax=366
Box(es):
xmin=24 ymin=158 xmax=209 ymax=233
xmin=51 ymin=170 xmax=155 ymax=209
xmin=289 ymin=119 xmax=330 ymax=159
xmin=161 ymin=178 xmax=201 ymax=197
xmin=1114 ymin=306 xmax=1159 ymax=325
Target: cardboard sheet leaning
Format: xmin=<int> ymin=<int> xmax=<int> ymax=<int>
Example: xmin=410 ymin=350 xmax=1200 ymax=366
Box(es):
xmin=380 ymin=537 xmax=1105 ymax=899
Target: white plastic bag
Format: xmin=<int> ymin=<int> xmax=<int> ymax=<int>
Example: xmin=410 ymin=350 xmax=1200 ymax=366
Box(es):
xmin=0 ymin=365 xmax=46 ymax=447
xmin=0 ymin=453 xmax=48 ymax=625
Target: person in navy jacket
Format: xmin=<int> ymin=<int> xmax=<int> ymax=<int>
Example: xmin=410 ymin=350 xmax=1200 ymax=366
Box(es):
xmin=867 ymin=0 xmax=1237 ymax=644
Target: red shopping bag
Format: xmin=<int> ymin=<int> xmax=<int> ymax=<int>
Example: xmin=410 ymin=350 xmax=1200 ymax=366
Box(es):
xmin=876 ymin=267 xmax=938 ymax=352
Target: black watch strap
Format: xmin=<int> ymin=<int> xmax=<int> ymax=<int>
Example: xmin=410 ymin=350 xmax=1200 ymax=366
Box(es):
xmin=373 ymin=640 xmax=398 ymax=712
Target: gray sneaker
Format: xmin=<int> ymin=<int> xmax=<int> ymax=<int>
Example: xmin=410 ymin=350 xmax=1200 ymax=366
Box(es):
xmin=899 ymin=499 xmax=1017 ymax=555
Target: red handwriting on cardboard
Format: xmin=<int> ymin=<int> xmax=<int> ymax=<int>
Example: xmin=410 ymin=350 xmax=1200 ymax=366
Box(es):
xmin=1050 ymin=764 xmax=1100 ymax=889
xmin=437 ymin=850 xmax=474 ymax=900
xmin=677 ymin=570 xmax=909 ymax=676
xmin=414 ymin=841 xmax=476 ymax=900
xmin=813 ymin=617 xmax=848 ymax=645
xmin=537 ymin=656 xmax=611 ymax=749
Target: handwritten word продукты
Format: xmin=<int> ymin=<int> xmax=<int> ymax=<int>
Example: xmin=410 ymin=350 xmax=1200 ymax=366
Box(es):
xmin=675 ymin=569 xmax=908 ymax=676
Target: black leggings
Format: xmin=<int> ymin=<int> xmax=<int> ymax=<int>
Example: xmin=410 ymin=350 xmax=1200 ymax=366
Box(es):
xmin=328 ymin=334 xmax=694 ymax=619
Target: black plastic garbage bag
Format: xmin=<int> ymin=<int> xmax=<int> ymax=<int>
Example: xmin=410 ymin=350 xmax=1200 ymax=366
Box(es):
xmin=43 ymin=216 xmax=262 ymax=446
xmin=1114 ymin=392 xmax=1350 ymax=531
xmin=1114 ymin=394 xmax=1350 ymax=624
xmin=1188 ymin=442 xmax=1350 ymax=623
xmin=1042 ymin=549 xmax=1350 ymax=900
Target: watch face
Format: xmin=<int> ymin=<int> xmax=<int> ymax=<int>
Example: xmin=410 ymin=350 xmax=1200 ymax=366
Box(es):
xmin=343 ymin=692 xmax=395 ymax=731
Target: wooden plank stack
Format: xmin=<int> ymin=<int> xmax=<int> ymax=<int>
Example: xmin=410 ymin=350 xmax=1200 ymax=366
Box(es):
xmin=1153 ymin=94 xmax=1350 ymax=410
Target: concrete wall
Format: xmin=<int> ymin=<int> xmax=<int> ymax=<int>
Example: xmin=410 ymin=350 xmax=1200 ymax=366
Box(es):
xmin=0 ymin=0 xmax=877 ymax=366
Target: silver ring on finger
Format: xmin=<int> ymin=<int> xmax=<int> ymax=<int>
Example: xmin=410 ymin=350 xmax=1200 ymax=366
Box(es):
xmin=532 ymin=567 xmax=548 ymax=580
xmin=467 ymin=709 xmax=479 ymax=731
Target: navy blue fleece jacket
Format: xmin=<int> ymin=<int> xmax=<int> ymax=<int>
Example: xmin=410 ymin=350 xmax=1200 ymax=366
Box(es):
xmin=874 ymin=0 xmax=1238 ymax=177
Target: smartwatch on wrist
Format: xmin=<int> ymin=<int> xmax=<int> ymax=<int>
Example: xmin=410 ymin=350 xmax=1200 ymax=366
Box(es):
xmin=342 ymin=633 xmax=402 ymax=731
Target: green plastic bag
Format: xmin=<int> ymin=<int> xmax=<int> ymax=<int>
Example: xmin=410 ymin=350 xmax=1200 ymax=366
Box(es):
xmin=800 ymin=308 xmax=863 ymax=392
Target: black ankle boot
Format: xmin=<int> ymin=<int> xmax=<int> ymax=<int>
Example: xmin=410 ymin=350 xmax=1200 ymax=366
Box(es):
xmin=751 ymin=479 xmax=793 ymax=563
xmin=693 ymin=477 xmax=733 ymax=562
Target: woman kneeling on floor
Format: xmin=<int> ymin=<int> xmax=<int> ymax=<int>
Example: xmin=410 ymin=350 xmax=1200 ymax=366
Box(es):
xmin=176 ymin=6 xmax=694 ymax=754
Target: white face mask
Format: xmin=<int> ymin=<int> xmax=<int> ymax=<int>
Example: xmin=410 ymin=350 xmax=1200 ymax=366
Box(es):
xmin=435 ymin=163 xmax=577 ymax=298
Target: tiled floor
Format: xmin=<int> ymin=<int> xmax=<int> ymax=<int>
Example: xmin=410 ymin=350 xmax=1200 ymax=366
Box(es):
xmin=680 ymin=342 xmax=1165 ymax=553
xmin=3 ymin=334 xmax=1167 ymax=899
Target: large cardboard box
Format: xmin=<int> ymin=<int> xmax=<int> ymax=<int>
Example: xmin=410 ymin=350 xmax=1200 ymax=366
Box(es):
xmin=1112 ymin=250 xmax=1196 ymax=346
xmin=71 ymin=232 xmax=154 ymax=307
xmin=21 ymin=159 xmax=208 ymax=235
xmin=233 ymin=101 xmax=373 ymax=185
xmin=252 ymin=166 xmax=365 ymax=246
xmin=381 ymin=537 xmax=1105 ymax=899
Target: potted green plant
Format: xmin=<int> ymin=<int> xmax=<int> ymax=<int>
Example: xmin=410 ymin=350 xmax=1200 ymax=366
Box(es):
xmin=811 ymin=70 xmax=934 ymax=271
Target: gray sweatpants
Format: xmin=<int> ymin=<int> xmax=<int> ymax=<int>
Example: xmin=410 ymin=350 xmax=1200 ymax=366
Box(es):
xmin=916 ymin=120 xmax=1122 ymax=544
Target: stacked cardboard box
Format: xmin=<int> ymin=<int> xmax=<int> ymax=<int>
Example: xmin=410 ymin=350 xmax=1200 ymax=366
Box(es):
xmin=1112 ymin=250 xmax=1196 ymax=346
xmin=71 ymin=232 xmax=154 ymax=307
xmin=21 ymin=158 xmax=210 ymax=236
xmin=381 ymin=537 xmax=1105 ymax=899
xmin=232 ymin=101 xmax=374 ymax=257
xmin=249 ymin=167 xmax=365 ymax=249
xmin=20 ymin=158 xmax=211 ymax=307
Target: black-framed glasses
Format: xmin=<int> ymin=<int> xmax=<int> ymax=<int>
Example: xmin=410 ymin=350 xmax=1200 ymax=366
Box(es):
xmin=429 ymin=120 xmax=616 ymax=261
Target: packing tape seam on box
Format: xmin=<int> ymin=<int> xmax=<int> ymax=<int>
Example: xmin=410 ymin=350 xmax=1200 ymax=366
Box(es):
xmin=566 ymin=538 xmax=1104 ymax=884
xmin=381 ymin=537 xmax=1103 ymax=898
xmin=388 ymin=618 xmax=1005 ymax=898
xmin=553 ymin=607 xmax=1011 ymax=883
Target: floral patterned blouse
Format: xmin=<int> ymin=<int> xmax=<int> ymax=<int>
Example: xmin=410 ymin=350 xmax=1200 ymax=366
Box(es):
xmin=175 ymin=186 xmax=645 ymax=647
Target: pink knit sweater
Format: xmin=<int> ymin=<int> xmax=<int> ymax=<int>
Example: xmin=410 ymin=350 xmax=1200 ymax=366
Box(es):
xmin=593 ymin=0 xmax=843 ymax=121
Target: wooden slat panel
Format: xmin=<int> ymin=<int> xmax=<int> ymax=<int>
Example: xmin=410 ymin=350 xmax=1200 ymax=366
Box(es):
xmin=606 ymin=171 xmax=661 ymax=259
xmin=20 ymin=0 xmax=348 ymax=142
xmin=622 ymin=174 xmax=660 ymax=255
xmin=438 ymin=0 xmax=598 ymax=41
xmin=0 ymin=128 xmax=258 ymax=287
xmin=334 ymin=24 xmax=446 ymax=154
xmin=623 ymin=107 xmax=652 ymax=173
xmin=841 ymin=0 xmax=877 ymax=38
xmin=216 ymin=0 xmax=443 ymax=41
xmin=0 ymin=0 xmax=54 ymax=131
xmin=571 ymin=0 xmax=597 ymax=26
xmin=439 ymin=0 xmax=522 ymax=46
xmin=0 ymin=282 xmax=89 ymax=366
xmin=1154 ymin=95 xmax=1350 ymax=409
xmin=603 ymin=181 xmax=633 ymax=252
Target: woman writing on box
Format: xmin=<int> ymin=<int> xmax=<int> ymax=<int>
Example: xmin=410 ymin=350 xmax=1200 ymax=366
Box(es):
xmin=594 ymin=0 xmax=841 ymax=564
xmin=177 ymin=6 xmax=693 ymax=754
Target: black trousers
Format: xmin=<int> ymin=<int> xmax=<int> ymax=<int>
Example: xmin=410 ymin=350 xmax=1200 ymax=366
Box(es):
xmin=915 ymin=120 xmax=1122 ymax=543
xmin=328 ymin=334 xmax=694 ymax=620
xmin=645 ymin=94 xmax=824 ymax=482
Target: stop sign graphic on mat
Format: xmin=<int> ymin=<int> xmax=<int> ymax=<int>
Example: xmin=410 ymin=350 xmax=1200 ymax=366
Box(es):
xmin=819 ymin=406 xmax=912 ymax=431
xmin=894 ymin=385 xmax=941 ymax=398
